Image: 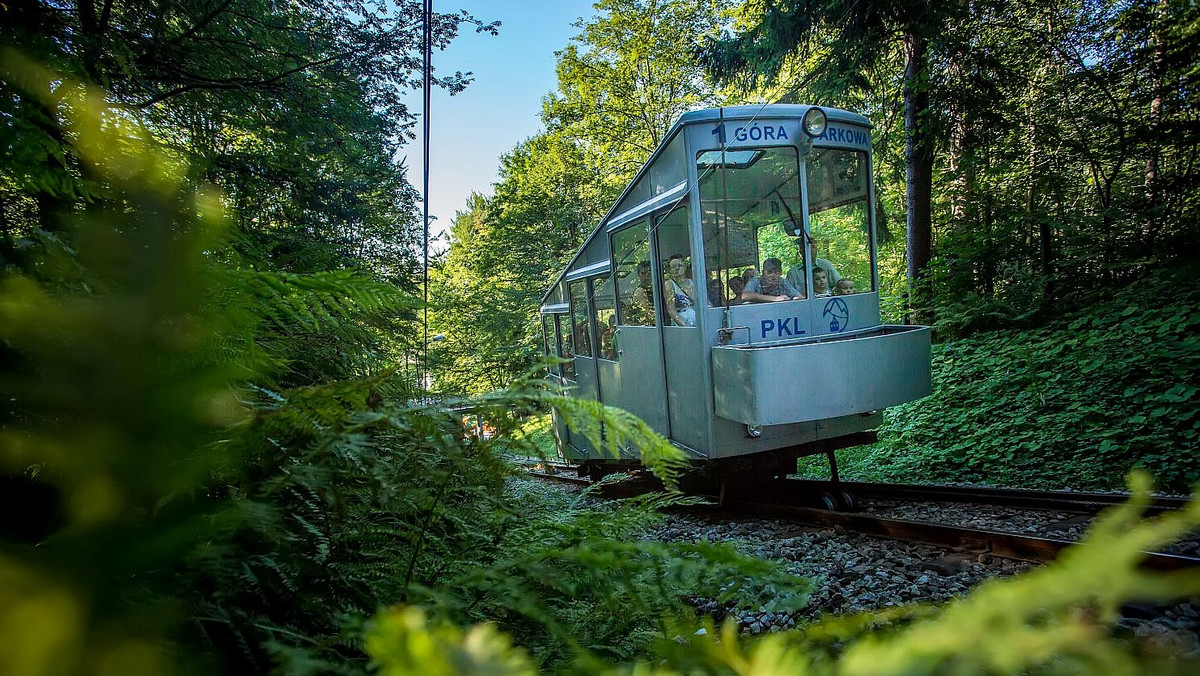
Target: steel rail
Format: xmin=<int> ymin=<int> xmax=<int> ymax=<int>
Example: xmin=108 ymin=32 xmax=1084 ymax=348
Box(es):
xmin=714 ymin=499 xmax=1199 ymax=571
xmin=527 ymin=470 xmax=591 ymax=487
xmin=525 ymin=476 xmax=1197 ymax=569
xmin=762 ymin=479 xmax=1191 ymax=514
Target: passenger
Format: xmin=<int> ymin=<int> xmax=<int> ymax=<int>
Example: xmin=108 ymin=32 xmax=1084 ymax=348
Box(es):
xmin=740 ymin=257 xmax=803 ymax=303
xmin=727 ymin=272 xmax=746 ymax=299
xmin=627 ymin=261 xmax=655 ymax=323
xmin=812 ymin=267 xmax=832 ymax=297
xmin=786 ymin=236 xmax=841 ymax=295
xmin=663 ymin=254 xmax=697 ymax=326
xmin=727 ymin=267 xmax=758 ymax=303
xmin=834 ymin=278 xmax=856 ymax=295
xmin=706 ymin=270 xmax=726 ymax=307
xmin=600 ymin=318 xmax=618 ymax=359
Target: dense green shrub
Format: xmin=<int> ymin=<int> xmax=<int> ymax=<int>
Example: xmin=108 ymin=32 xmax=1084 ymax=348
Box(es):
xmin=370 ymin=473 xmax=1200 ymax=675
xmin=0 ymin=69 xmax=809 ymax=675
xmin=817 ymin=264 xmax=1200 ymax=492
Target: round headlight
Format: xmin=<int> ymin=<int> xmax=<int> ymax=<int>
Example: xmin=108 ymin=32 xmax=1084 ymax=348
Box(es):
xmin=745 ymin=424 xmax=762 ymax=438
xmin=802 ymin=107 xmax=828 ymax=138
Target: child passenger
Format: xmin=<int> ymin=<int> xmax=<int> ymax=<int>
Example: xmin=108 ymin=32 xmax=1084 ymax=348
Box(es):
xmin=834 ymin=279 xmax=855 ymax=295
xmin=812 ymin=268 xmax=831 ymax=297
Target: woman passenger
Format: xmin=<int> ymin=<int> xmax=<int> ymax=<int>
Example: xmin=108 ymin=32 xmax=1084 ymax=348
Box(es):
xmin=663 ymin=254 xmax=696 ymax=326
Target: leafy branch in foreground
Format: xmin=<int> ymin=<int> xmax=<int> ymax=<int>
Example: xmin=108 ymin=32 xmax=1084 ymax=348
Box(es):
xmin=369 ymin=470 xmax=1200 ymax=675
xmin=470 ymin=364 xmax=692 ymax=490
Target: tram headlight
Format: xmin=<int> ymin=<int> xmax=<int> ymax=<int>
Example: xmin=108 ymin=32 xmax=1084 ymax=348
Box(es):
xmin=802 ymin=107 xmax=828 ymax=138
xmin=745 ymin=424 xmax=762 ymax=438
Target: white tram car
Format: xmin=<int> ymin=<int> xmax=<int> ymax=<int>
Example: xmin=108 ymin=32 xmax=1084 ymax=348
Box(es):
xmin=538 ymin=105 xmax=931 ymax=488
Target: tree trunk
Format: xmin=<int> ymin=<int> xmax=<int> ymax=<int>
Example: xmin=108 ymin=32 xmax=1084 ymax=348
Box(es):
xmin=904 ymin=33 xmax=934 ymax=319
xmin=1144 ymin=0 xmax=1165 ymax=247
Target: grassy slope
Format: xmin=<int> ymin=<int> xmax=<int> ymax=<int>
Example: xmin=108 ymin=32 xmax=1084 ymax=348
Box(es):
xmin=804 ymin=263 xmax=1200 ymax=493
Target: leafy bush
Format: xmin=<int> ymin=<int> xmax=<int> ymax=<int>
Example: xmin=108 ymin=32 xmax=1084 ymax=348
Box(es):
xmin=0 ymin=67 xmax=810 ymax=676
xmin=370 ymin=472 xmax=1200 ymax=675
xmin=814 ymin=264 xmax=1200 ymax=492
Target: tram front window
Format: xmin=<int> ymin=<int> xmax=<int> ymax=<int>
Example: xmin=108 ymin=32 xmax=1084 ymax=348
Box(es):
xmin=698 ymin=147 xmax=804 ymax=305
xmin=806 ymin=149 xmax=873 ymax=294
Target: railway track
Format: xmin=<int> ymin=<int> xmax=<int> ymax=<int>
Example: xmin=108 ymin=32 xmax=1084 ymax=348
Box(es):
xmin=522 ymin=465 xmax=1200 ymax=569
xmin=771 ymin=478 xmax=1192 ymax=515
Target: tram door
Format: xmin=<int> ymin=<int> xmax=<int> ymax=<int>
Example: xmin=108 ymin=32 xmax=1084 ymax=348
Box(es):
xmin=654 ymin=206 xmax=705 ymax=451
xmin=607 ymin=221 xmax=669 ymax=436
xmin=566 ymin=279 xmax=601 ymax=455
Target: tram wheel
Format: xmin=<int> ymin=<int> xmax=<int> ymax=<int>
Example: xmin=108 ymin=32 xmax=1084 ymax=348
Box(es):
xmin=587 ymin=464 xmax=604 ymax=483
xmin=837 ymin=490 xmax=859 ymax=512
xmin=820 ymin=492 xmax=839 ymax=511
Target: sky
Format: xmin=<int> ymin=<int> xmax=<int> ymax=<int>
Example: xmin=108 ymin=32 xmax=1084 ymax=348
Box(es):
xmin=403 ymin=1 xmax=598 ymax=247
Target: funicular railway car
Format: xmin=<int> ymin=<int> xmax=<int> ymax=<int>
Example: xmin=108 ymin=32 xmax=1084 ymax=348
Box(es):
xmin=538 ymin=105 xmax=931 ymax=506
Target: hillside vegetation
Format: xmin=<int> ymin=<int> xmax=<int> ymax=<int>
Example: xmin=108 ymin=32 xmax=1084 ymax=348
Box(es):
xmin=813 ymin=265 xmax=1200 ymax=492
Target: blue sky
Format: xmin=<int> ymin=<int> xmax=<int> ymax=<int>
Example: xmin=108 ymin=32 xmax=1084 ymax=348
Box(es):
xmin=403 ymin=1 xmax=598 ymax=246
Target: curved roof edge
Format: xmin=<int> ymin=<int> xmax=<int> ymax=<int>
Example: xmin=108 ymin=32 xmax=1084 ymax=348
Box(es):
xmin=676 ymin=104 xmax=870 ymax=128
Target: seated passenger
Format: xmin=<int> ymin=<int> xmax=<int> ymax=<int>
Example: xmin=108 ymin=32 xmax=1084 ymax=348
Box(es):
xmin=787 ymin=236 xmax=841 ymax=295
xmin=834 ymin=278 xmax=856 ymax=295
xmin=706 ymin=271 xmax=726 ymax=307
xmin=740 ymin=258 xmax=803 ymax=303
xmin=663 ymin=254 xmax=696 ymax=326
xmin=626 ymin=261 xmax=655 ymax=324
xmin=812 ymin=267 xmax=832 ymax=297
xmin=727 ymin=267 xmax=759 ymax=303
xmin=599 ymin=318 xmax=618 ymax=359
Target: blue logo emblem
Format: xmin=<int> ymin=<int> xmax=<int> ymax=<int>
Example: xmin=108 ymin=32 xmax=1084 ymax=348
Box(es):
xmin=822 ymin=298 xmax=849 ymax=332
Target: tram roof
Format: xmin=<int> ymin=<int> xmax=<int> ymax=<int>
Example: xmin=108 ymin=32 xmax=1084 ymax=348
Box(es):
xmin=675 ymin=104 xmax=869 ymax=128
xmin=539 ymin=104 xmax=870 ymax=308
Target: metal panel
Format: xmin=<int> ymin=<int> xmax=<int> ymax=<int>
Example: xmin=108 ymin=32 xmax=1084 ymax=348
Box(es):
xmin=711 ymin=412 xmax=879 ymax=458
xmin=716 ymin=293 xmax=883 ymax=345
xmin=566 ymin=260 xmax=610 ymax=281
xmin=601 ymin=326 xmax=669 ymax=437
xmin=606 ymin=182 xmax=688 ymax=232
xmin=663 ymin=327 xmax=708 ymax=453
xmin=711 ymin=325 xmax=931 ymax=426
xmin=567 ymin=355 xmax=602 ymax=457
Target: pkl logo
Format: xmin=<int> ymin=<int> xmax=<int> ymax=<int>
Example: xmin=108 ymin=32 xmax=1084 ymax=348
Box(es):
xmin=822 ymin=298 xmax=849 ymax=332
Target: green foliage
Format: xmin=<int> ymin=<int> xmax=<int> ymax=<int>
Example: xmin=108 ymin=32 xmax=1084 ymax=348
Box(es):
xmin=368 ymin=606 xmax=537 ymax=676
xmin=428 ymin=133 xmax=609 ymax=394
xmin=417 ymin=480 xmax=810 ymax=670
xmin=546 ymin=0 xmax=730 ymax=178
xmin=430 ymin=1 xmax=733 ymax=394
xmin=369 ymin=472 xmax=1200 ymax=675
xmin=0 ymin=74 xmax=806 ymax=675
xmin=812 ymin=264 xmax=1200 ymax=491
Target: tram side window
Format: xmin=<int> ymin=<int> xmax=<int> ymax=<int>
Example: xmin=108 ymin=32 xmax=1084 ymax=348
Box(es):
xmin=612 ymin=224 xmax=656 ymax=327
xmin=655 ymin=207 xmax=697 ymax=327
xmin=541 ymin=314 xmax=555 ymax=377
xmin=806 ymin=148 xmax=873 ymax=295
xmin=569 ymin=280 xmax=592 ymax=358
xmin=555 ymin=314 xmax=576 ymax=380
xmin=698 ymin=147 xmax=804 ymax=304
xmin=593 ymin=275 xmax=618 ymax=361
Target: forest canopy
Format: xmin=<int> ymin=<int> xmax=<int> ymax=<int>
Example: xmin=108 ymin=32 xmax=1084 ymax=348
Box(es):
xmin=2 ymin=1 xmax=1199 ymax=674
